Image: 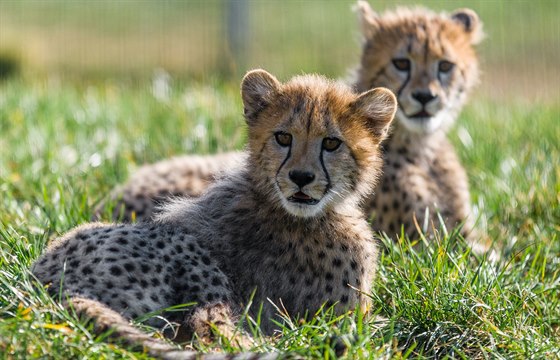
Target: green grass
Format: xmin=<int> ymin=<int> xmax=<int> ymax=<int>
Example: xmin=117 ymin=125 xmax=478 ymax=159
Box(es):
xmin=1 ymin=1 xmax=558 ymax=100
xmin=0 ymin=77 xmax=558 ymax=358
xmin=0 ymin=2 xmax=558 ymax=357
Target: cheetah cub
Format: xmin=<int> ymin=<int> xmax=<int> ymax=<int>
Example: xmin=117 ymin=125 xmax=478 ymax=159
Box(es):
xmin=32 ymin=70 xmax=397 ymax=354
xmin=97 ymin=3 xmax=487 ymax=253
xmin=355 ymin=2 xmax=485 ymax=247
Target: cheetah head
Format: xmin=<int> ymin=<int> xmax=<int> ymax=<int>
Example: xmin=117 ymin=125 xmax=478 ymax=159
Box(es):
xmin=242 ymin=69 xmax=397 ymax=218
xmin=355 ymin=1 xmax=483 ymax=134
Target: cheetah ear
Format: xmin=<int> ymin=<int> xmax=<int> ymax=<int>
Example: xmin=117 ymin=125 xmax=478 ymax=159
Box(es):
xmin=355 ymin=0 xmax=380 ymax=40
xmin=351 ymin=87 xmax=397 ymax=142
xmin=451 ymin=8 xmax=484 ymax=45
xmin=241 ymin=69 xmax=281 ymax=125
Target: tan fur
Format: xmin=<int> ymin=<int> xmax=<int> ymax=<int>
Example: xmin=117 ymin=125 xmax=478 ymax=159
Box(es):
xmin=32 ymin=70 xmax=397 ymax=357
xmin=95 ymin=153 xmax=247 ymax=222
xmin=97 ymin=3 xmax=486 ymax=253
xmin=355 ymin=2 xmax=484 ymax=246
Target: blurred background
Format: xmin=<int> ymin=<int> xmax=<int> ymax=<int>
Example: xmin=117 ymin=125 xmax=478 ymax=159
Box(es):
xmin=0 ymin=0 xmax=558 ymax=102
xmin=1 ymin=3 xmax=558 ymax=357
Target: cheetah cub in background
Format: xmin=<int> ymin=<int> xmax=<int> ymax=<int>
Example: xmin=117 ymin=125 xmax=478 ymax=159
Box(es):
xmin=97 ymin=2 xmax=488 ymax=252
xmin=32 ymin=70 xmax=397 ymax=356
xmin=354 ymin=2 xmax=485 ymax=249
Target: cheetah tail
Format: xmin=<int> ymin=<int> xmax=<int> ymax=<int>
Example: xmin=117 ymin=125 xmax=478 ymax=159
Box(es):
xmin=67 ymin=296 xmax=280 ymax=360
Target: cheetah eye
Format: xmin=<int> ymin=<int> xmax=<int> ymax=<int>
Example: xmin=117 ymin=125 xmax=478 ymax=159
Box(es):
xmin=322 ymin=137 xmax=342 ymax=152
xmin=438 ymin=60 xmax=455 ymax=74
xmin=392 ymin=58 xmax=411 ymax=72
xmin=274 ymin=132 xmax=292 ymax=147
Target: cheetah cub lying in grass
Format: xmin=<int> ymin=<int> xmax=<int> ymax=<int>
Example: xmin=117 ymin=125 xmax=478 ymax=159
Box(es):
xmin=32 ymin=70 xmax=397 ymax=357
xmin=98 ymin=3 xmax=488 ymax=252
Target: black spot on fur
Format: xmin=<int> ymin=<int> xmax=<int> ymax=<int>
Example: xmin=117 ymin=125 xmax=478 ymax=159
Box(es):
xmin=325 ymin=272 xmax=334 ymax=281
xmin=332 ymin=258 xmax=343 ymax=267
xmin=340 ymin=295 xmax=349 ymax=304
xmin=66 ymin=244 xmax=78 ymax=255
xmin=124 ymin=262 xmax=135 ymax=272
xmin=84 ymin=245 xmax=96 ymax=254
xmin=201 ymin=256 xmax=211 ymax=266
xmin=211 ymin=277 xmax=222 ymax=286
xmin=109 ymin=266 xmax=122 ymax=276
xmin=325 ymin=285 xmax=333 ymax=293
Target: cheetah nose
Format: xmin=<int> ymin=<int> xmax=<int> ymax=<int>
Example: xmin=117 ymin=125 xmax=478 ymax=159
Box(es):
xmin=412 ymin=90 xmax=437 ymax=105
xmin=289 ymin=170 xmax=315 ymax=188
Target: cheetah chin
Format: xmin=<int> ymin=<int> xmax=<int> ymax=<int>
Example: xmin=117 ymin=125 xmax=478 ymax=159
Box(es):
xmin=282 ymin=191 xmax=324 ymax=218
xmin=397 ymin=107 xmax=454 ymax=134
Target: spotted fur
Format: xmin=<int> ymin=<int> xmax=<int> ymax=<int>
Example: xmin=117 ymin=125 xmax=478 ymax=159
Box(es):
xmin=355 ymin=2 xmax=484 ymax=246
xmin=96 ymin=3 xmax=486 ymax=252
xmin=33 ymin=70 xmax=397 ymax=357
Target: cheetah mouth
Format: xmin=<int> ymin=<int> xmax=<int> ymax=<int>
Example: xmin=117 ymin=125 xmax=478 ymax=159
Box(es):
xmin=409 ymin=110 xmax=432 ymax=119
xmin=288 ymin=191 xmax=319 ymax=205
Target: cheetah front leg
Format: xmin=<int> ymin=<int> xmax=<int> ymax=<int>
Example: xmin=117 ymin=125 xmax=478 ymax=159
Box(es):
xmin=174 ymin=302 xmax=256 ymax=349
